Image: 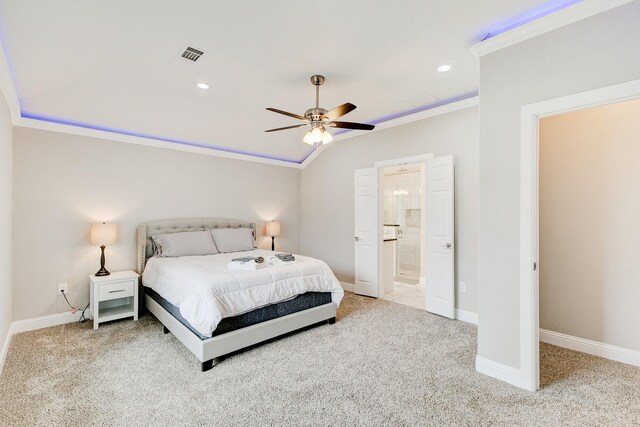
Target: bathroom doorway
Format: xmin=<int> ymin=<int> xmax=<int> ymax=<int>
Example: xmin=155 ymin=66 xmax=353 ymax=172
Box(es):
xmin=354 ymin=152 xmax=454 ymax=317
xmin=380 ymin=162 xmax=425 ymax=309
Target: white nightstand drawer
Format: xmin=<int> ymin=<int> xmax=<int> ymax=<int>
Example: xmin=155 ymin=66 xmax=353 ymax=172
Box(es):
xmin=99 ymin=280 xmax=134 ymax=301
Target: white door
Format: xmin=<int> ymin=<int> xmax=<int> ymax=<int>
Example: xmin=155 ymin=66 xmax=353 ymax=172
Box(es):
xmin=354 ymin=168 xmax=379 ymax=297
xmin=424 ymin=155 xmax=455 ymax=318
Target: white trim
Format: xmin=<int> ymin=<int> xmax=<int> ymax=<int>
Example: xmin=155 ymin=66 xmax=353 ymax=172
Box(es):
xmin=14 ymin=117 xmax=301 ymax=169
xmin=299 ymin=144 xmax=328 ymax=169
xmin=475 ymin=356 xmax=521 ymax=388
xmin=0 ymin=39 xmax=20 ymax=122
xmin=301 ymin=97 xmax=478 ymax=169
xmin=519 ymin=78 xmax=640 ymax=392
xmin=374 ymin=154 xmax=434 ymax=301
xmin=0 ymin=325 xmax=13 ymax=375
xmin=11 ymin=310 xmax=82 ymax=334
xmin=366 ymin=96 xmax=478 ymax=135
xmin=1 ymin=311 xmax=84 ymax=373
xmin=540 ymin=329 xmax=640 ymax=368
xmin=2 ymin=31 xmax=477 ymax=172
xmin=455 ymin=309 xmax=478 ymax=325
xmin=471 ymin=0 xmax=634 ymax=57
xmin=374 ymin=154 xmax=434 ymax=168
xmin=340 ymin=281 xmax=355 ymax=293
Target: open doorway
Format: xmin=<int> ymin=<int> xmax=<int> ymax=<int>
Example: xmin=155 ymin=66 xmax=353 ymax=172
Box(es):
xmin=537 ymin=98 xmax=640 ymax=387
xmin=380 ymin=162 xmax=425 ymax=309
xmin=353 ymin=153 xmax=456 ymax=319
xmin=518 ymin=78 xmax=640 ymax=391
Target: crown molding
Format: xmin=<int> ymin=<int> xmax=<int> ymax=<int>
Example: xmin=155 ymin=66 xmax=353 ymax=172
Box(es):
xmin=0 ymin=38 xmax=20 ymax=123
xmin=14 ymin=116 xmax=301 ymax=168
xmin=2 ymin=21 xmax=476 ymax=170
xmin=300 ymin=95 xmax=479 ymax=169
xmin=471 ymin=0 xmax=635 ymax=57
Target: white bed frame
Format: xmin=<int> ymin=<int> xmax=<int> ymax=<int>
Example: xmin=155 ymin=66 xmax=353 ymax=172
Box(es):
xmin=136 ymin=218 xmax=337 ymax=371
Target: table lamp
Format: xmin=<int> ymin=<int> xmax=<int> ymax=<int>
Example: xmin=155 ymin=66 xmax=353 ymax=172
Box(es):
xmin=265 ymin=221 xmax=281 ymax=251
xmin=90 ymin=222 xmax=117 ymax=276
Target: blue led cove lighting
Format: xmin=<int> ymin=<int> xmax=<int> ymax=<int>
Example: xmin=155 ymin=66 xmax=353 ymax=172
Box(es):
xmin=479 ymin=0 xmax=582 ymax=41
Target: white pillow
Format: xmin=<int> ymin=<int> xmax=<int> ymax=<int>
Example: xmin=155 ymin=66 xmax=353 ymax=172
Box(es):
xmin=151 ymin=230 xmax=219 ymax=257
xmin=210 ymin=228 xmax=256 ymax=253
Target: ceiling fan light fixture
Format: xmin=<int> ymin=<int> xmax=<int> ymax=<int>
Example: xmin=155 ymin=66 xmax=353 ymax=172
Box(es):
xmin=303 ymin=131 xmax=315 ymax=145
xmin=311 ymin=126 xmax=323 ymax=142
xmin=321 ymin=128 xmax=333 ymax=145
xmin=265 ymin=75 xmax=374 ymax=144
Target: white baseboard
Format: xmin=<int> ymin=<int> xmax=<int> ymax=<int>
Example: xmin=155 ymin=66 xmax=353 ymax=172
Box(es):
xmin=475 ymin=355 xmax=522 ymax=388
xmin=340 ymin=281 xmax=355 ymax=293
xmin=343 ymin=281 xmax=478 ymax=326
xmin=540 ymin=329 xmax=640 ymax=368
xmin=11 ymin=310 xmax=83 ymax=335
xmin=0 ymin=325 xmax=13 ymax=375
xmin=456 ymin=309 xmax=478 ymax=325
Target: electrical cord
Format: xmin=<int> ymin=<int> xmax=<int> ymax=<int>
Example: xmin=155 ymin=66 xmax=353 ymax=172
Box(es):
xmin=61 ymin=290 xmax=90 ymax=323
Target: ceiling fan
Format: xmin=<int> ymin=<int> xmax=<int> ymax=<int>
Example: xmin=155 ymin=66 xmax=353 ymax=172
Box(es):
xmin=265 ymin=75 xmax=375 ymax=145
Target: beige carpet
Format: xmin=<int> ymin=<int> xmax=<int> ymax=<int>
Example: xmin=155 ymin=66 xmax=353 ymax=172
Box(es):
xmin=1 ymin=293 xmax=639 ymax=426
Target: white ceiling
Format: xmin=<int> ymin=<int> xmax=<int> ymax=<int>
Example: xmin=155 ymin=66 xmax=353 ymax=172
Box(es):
xmin=0 ymin=0 xmax=554 ymax=162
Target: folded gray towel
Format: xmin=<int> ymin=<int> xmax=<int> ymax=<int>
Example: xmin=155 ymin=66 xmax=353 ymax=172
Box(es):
xmin=275 ymin=253 xmax=295 ymax=262
xmin=231 ymin=256 xmax=265 ymax=264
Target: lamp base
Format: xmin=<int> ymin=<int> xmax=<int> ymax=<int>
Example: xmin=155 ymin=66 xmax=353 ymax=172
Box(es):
xmin=271 ymin=236 xmax=275 ymax=251
xmin=95 ymin=245 xmax=110 ymax=276
xmin=95 ymin=268 xmax=111 ymax=277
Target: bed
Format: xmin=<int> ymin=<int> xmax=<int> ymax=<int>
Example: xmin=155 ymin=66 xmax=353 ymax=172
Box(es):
xmin=137 ymin=218 xmax=343 ymax=371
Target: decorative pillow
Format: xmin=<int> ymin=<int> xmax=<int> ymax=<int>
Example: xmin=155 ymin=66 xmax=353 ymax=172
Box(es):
xmin=151 ymin=230 xmax=219 ymax=257
xmin=210 ymin=228 xmax=256 ymax=253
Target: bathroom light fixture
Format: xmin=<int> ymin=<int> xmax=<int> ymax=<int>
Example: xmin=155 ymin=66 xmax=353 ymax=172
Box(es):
xmin=197 ymin=82 xmax=210 ymax=89
xmin=437 ymin=64 xmax=453 ymax=73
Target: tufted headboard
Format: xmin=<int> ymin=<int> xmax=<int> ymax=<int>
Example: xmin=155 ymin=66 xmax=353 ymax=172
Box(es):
xmin=136 ymin=218 xmax=256 ymax=274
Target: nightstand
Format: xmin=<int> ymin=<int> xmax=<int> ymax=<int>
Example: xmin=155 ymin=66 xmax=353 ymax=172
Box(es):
xmin=90 ymin=270 xmax=139 ymax=330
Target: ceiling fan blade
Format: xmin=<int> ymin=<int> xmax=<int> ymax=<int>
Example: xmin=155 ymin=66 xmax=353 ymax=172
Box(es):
xmin=264 ymin=124 xmax=308 ymax=133
xmin=266 ymin=107 xmax=307 ymax=121
xmin=329 ymin=121 xmax=375 ymax=131
xmin=322 ymin=103 xmax=357 ymax=121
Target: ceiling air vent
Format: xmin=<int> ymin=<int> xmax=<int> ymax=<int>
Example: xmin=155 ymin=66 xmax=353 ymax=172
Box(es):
xmin=180 ymin=46 xmax=204 ymax=62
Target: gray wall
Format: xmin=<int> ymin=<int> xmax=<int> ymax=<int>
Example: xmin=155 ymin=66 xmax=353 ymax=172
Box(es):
xmin=301 ymin=107 xmax=479 ymax=313
xmin=477 ymin=2 xmax=640 ymax=367
xmin=0 ymin=88 xmax=13 ymax=349
xmin=539 ymin=100 xmax=640 ymax=352
xmin=12 ymin=128 xmax=300 ymax=321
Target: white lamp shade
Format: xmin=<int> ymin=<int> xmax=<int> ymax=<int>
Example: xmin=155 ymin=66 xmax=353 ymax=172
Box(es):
xmin=302 ymin=131 xmax=315 ymax=145
xmin=321 ymin=129 xmax=333 ymax=145
xmin=265 ymin=221 xmax=281 ymax=237
xmin=90 ymin=222 xmax=117 ymax=245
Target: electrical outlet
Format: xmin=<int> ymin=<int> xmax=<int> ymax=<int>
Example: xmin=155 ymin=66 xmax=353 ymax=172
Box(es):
xmin=57 ymin=283 xmax=68 ymax=295
xmin=459 ymin=282 xmax=467 ymax=293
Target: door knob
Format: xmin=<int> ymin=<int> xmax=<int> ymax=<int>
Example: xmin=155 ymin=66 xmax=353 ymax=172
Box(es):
xmin=355 ymin=236 xmax=360 ymax=241
xmin=439 ymin=243 xmax=452 ymax=248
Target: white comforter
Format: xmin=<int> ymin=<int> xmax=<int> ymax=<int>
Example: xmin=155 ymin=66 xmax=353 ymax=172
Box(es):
xmin=142 ymin=249 xmax=343 ymax=337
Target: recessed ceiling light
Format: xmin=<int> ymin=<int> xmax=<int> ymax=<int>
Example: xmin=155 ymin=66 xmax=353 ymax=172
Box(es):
xmin=437 ymin=64 xmax=453 ymax=73
xmin=197 ymin=82 xmax=210 ymax=89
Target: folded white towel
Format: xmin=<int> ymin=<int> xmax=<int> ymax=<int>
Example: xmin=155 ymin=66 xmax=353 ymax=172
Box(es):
xmin=268 ymin=256 xmax=296 ymax=266
xmin=227 ymin=260 xmax=266 ymax=271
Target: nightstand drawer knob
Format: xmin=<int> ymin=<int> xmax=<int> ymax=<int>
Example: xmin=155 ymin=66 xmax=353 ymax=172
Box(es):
xmin=109 ymin=289 xmax=126 ymax=293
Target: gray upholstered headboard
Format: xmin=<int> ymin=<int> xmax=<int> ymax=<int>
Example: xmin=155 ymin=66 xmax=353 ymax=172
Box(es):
xmin=136 ymin=218 xmax=256 ymax=274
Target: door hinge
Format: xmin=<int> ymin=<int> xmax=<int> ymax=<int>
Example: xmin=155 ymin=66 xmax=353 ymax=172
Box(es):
xmin=533 ymin=262 xmax=537 ymax=271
